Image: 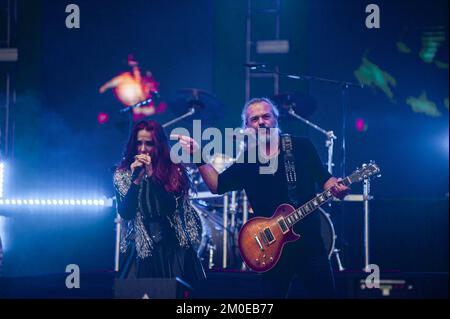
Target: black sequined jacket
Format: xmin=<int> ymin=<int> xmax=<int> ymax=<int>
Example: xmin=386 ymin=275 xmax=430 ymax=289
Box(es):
xmin=113 ymin=168 xmax=202 ymax=259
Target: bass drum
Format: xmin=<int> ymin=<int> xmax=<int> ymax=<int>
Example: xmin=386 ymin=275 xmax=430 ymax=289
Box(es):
xmin=318 ymin=207 xmax=336 ymax=260
xmin=190 ymin=201 xmax=241 ymax=270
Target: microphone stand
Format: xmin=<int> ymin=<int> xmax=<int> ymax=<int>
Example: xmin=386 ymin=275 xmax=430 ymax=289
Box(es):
xmin=162 ymin=107 xmax=196 ymax=128
xmin=247 ymin=65 xmax=363 ymax=177
xmin=288 ymin=108 xmax=336 ymax=174
xmin=120 ymin=95 xmax=156 ymax=136
xmin=119 ymin=97 xmax=154 ymax=113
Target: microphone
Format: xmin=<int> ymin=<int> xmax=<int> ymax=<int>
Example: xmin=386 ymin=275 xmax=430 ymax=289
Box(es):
xmin=243 ymin=63 xmax=267 ymax=70
xmin=120 ymin=91 xmax=161 ymax=113
xmin=120 ymin=98 xmax=153 ymax=113
xmin=131 ymin=166 xmax=144 ymax=182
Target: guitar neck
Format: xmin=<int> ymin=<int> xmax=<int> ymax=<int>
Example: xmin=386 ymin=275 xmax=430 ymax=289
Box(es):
xmin=284 ymin=176 xmax=354 ymax=228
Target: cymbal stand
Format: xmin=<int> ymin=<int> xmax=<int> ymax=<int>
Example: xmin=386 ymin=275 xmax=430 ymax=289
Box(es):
xmin=288 ymin=108 xmax=336 ymax=174
xmin=162 ymin=107 xmax=196 ymax=128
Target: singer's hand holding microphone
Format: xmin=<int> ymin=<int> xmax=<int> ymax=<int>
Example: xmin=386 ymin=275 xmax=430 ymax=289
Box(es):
xmin=131 ymin=154 xmax=152 ymax=184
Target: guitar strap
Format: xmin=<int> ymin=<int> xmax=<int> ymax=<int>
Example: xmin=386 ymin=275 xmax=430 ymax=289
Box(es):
xmin=281 ymin=134 xmax=299 ymax=206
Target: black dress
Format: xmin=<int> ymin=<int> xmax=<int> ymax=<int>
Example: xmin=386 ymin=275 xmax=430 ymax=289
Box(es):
xmin=113 ymin=170 xmax=205 ymax=286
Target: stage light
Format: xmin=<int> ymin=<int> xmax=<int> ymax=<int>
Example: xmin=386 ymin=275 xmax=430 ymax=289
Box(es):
xmin=0 ymin=197 xmax=113 ymax=207
xmin=0 ymin=162 xmax=4 ymax=198
xmin=97 ymin=112 xmax=109 ymax=124
xmin=355 ymin=118 xmax=368 ymax=132
xmin=437 ymin=131 xmax=449 ymax=156
xmin=0 ymin=215 xmax=6 ymax=253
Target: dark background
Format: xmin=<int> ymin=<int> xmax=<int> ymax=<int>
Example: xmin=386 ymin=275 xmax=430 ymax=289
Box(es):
xmin=0 ymin=0 xmax=447 ymax=278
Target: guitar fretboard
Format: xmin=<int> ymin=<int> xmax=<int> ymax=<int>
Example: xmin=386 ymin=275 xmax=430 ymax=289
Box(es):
xmin=283 ymin=175 xmax=354 ymax=228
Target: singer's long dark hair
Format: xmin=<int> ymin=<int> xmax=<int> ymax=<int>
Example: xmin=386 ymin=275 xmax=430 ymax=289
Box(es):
xmin=118 ymin=120 xmax=191 ymax=195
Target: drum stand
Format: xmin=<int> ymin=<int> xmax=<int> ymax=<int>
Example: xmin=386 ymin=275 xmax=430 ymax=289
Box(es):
xmin=333 ymin=248 xmax=345 ymax=271
xmin=222 ymin=191 xmax=241 ymax=269
xmin=222 ymin=193 xmax=229 ymax=269
xmin=241 ymin=192 xmax=249 ymax=271
xmin=363 ymin=177 xmax=371 ymax=273
xmin=114 ymin=210 xmax=121 ymax=272
xmin=288 ymin=108 xmax=348 ymax=271
xmin=288 ymin=108 xmax=336 ymax=174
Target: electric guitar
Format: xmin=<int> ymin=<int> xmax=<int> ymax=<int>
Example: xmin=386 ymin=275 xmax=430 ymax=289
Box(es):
xmin=238 ymin=162 xmax=381 ymax=273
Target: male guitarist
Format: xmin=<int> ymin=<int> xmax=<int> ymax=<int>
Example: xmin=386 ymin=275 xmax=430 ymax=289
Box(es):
xmin=176 ymin=97 xmax=349 ymax=298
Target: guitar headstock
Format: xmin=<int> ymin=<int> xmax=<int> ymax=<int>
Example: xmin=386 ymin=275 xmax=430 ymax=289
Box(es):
xmin=350 ymin=161 xmax=381 ymax=182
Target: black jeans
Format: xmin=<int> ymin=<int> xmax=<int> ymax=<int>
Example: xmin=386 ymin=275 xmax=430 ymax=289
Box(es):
xmin=261 ymin=241 xmax=335 ymax=298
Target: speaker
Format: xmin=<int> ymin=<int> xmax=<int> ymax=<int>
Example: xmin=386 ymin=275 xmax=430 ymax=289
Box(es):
xmin=114 ymin=277 xmax=193 ymax=299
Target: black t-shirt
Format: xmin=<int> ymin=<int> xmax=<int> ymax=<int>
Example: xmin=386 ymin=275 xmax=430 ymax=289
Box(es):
xmin=217 ymin=135 xmax=332 ymax=256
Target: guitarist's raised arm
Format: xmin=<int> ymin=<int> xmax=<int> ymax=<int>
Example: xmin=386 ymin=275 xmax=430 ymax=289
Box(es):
xmin=198 ymin=164 xmax=219 ymax=194
xmin=171 ymin=134 xmax=245 ymax=195
xmin=170 ymin=134 xmax=220 ymax=194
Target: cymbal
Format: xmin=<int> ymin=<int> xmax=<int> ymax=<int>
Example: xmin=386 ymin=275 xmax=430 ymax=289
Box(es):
xmin=271 ymin=92 xmax=317 ymax=118
xmin=168 ymin=88 xmax=224 ymax=124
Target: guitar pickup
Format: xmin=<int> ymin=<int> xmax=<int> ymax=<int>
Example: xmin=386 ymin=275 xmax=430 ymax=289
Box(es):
xmin=259 ymin=231 xmax=269 ymax=246
xmin=277 ymin=218 xmax=289 ymax=234
xmin=263 ymin=227 xmax=276 ymax=244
